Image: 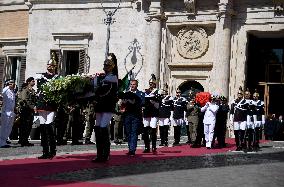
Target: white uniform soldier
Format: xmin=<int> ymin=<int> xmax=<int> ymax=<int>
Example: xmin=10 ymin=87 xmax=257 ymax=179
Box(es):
xmin=0 ymin=80 xmax=16 ymax=148
xmin=172 ymin=88 xmax=188 ymax=146
xmin=201 ymin=94 xmax=219 ymax=149
xmin=251 ymin=89 xmax=265 ymax=150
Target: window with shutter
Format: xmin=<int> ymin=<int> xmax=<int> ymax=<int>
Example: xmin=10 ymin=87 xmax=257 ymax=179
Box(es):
xmin=0 ymin=56 xmax=6 ymax=89
xmin=18 ymin=56 xmax=26 ymax=90
xmin=79 ymin=49 xmax=86 ymax=74
xmin=50 ymin=49 xmax=62 ymax=75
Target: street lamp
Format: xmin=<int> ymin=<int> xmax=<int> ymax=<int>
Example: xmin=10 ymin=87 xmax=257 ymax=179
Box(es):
xmin=101 ymin=0 xmax=121 ymax=59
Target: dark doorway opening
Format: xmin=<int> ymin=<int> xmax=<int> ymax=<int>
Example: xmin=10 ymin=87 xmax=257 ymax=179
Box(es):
xmin=65 ymin=51 xmax=79 ymax=75
xmin=178 ymin=80 xmax=204 ymax=98
xmin=247 ymin=34 xmax=284 ymax=116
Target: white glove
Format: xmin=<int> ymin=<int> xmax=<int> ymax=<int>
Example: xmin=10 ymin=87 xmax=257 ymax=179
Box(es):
xmin=247 ymin=115 xmax=251 ymax=125
xmin=170 ymin=111 xmax=174 ymax=121
xmin=262 ymin=115 xmax=265 ymax=125
xmin=229 ymin=114 xmax=233 ymax=124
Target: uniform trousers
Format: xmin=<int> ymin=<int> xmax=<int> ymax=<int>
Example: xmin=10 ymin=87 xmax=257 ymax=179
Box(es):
xmin=204 ymin=123 xmax=215 ymax=148
xmin=0 ymin=113 xmax=15 ymax=147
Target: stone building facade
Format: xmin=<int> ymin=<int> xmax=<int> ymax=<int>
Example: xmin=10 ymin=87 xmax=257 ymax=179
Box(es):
xmin=0 ymin=0 xmax=29 ymax=89
xmin=1 ymin=0 xmax=284 ymax=124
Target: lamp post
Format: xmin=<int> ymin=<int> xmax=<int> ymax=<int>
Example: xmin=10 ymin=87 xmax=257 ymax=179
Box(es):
xmin=101 ymin=0 xmax=121 ymax=59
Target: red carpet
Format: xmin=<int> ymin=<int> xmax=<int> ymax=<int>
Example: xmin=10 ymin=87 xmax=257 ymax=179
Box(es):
xmin=0 ymin=139 xmax=266 ymax=187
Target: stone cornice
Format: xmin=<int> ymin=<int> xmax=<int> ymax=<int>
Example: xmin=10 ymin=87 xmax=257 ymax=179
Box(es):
xmin=168 ymin=62 xmax=213 ymax=69
xmin=0 ymin=38 xmax=28 ymax=44
xmin=29 ymin=0 xmax=132 ymax=3
xmin=52 ymin=33 xmax=93 ymax=40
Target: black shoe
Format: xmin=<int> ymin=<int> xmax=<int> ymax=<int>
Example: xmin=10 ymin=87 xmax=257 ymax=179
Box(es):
xmin=56 ymin=140 xmax=67 ymax=146
xmin=6 ymin=140 xmax=11 ymax=144
xmin=186 ymin=140 xmax=192 ymax=144
xmin=38 ymin=154 xmax=50 ymax=159
xmin=114 ymin=140 xmax=122 ymax=145
xmin=126 ymin=151 xmax=135 ymax=156
xmin=84 ymin=140 xmax=95 ymax=144
xmin=191 ymin=144 xmax=201 ymax=148
xmin=0 ymin=145 xmax=11 ymax=148
xmin=206 ymin=147 xmax=211 ymax=149
xmin=172 ymin=142 xmax=180 ymax=146
xmin=71 ymin=141 xmax=83 ymax=145
xmin=91 ymin=157 xmax=104 ymax=163
xmin=23 ymin=142 xmax=34 ymax=147
xmin=152 ymin=148 xmax=157 ymax=153
xmin=143 ymin=149 xmax=150 ymax=153
xmin=235 ymin=147 xmax=242 ymax=151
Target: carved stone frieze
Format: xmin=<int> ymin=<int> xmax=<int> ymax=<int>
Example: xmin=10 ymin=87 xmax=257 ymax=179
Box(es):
xmin=184 ymin=0 xmax=196 ymax=14
xmin=177 ymin=26 xmax=209 ymax=59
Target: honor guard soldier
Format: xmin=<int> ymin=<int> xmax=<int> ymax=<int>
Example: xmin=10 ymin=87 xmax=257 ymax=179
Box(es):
xmin=244 ymin=89 xmax=255 ymax=152
xmin=251 ymin=89 xmax=265 ymax=150
xmin=158 ymin=87 xmax=174 ymax=147
xmin=172 ymin=88 xmax=188 ymax=146
xmin=37 ymin=54 xmax=59 ymax=159
xmin=91 ymin=53 xmax=118 ymax=163
xmin=230 ymin=87 xmax=250 ymax=151
xmin=142 ymin=74 xmax=160 ymax=153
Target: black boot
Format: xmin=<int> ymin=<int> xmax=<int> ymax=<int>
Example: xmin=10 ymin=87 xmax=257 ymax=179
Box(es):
xmin=143 ymin=127 xmax=150 ymax=153
xmin=159 ymin=126 xmax=165 ymax=146
xmin=39 ymin=124 xmax=50 ymax=159
xmin=101 ymin=127 xmax=110 ymax=161
xmin=92 ymin=126 xmax=104 ymax=162
xmin=164 ymin=126 xmax=169 ymax=146
xmin=48 ymin=123 xmax=57 ymax=159
xmin=151 ymin=128 xmax=157 ymax=153
xmin=173 ymin=126 xmax=181 ymax=146
xmin=240 ymin=130 xmax=246 ymax=150
xmin=234 ymin=130 xmax=241 ymax=151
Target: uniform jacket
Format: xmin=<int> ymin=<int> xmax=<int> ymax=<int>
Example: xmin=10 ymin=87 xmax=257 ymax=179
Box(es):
xmin=201 ymin=102 xmax=219 ymax=125
xmin=1 ymin=86 xmax=16 ymax=117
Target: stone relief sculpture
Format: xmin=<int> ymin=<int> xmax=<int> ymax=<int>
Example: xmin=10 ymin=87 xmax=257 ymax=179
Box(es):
xmin=177 ymin=27 xmax=209 ymax=59
xmin=184 ymin=0 xmax=196 ymax=14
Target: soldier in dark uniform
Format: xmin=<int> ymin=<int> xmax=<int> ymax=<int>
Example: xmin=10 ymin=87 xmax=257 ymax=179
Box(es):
xmin=230 ymin=87 xmax=250 ymax=151
xmin=18 ymin=77 xmax=36 ymax=147
xmin=251 ymin=89 xmax=265 ymax=150
xmin=91 ymin=53 xmax=118 ymax=163
xmin=214 ymin=96 xmax=230 ymax=148
xmin=172 ymin=88 xmax=188 ymax=146
xmin=158 ymin=88 xmax=174 ymax=147
xmin=37 ymin=55 xmax=59 ymax=159
xmin=142 ymin=74 xmax=160 ymax=153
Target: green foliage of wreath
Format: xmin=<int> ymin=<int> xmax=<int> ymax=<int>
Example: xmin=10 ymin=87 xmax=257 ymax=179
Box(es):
xmin=41 ymin=75 xmax=93 ymax=105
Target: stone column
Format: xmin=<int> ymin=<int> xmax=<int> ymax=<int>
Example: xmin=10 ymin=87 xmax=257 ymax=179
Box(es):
xmin=211 ymin=0 xmax=234 ymax=97
xmin=143 ymin=0 xmax=162 ymax=88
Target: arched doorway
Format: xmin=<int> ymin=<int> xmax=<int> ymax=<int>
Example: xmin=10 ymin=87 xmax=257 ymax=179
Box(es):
xmin=178 ymin=80 xmax=204 ymax=98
